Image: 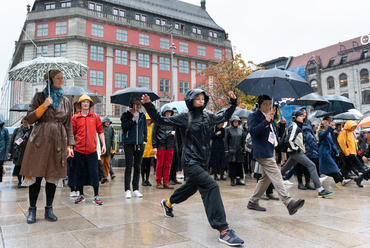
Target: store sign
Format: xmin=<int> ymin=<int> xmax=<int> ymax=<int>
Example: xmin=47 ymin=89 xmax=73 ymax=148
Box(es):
xmin=361 ymin=34 xmax=370 ymax=45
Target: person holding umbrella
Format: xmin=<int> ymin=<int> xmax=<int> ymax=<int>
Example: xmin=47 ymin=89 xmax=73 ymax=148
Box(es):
xmin=20 ymin=69 xmax=74 ymax=223
xmin=141 ymin=89 xmax=244 ymax=246
xmin=247 ymin=95 xmax=305 ymax=215
xmin=121 ymin=98 xmax=147 ymax=199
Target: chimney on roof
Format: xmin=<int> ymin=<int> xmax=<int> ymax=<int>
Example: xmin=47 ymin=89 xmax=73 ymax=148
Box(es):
xmin=201 ymin=0 xmax=206 ymax=10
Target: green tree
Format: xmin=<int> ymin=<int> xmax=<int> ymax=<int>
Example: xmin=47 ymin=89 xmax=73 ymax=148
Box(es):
xmin=195 ymin=53 xmax=262 ymax=112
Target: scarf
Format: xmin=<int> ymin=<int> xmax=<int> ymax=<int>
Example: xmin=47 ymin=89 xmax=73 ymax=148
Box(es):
xmin=43 ymin=86 xmax=63 ymax=109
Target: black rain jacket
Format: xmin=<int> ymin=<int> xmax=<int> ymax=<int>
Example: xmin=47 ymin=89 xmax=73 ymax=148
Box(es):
xmin=152 ymin=106 xmax=175 ymax=149
xmin=143 ymin=89 xmax=237 ymax=167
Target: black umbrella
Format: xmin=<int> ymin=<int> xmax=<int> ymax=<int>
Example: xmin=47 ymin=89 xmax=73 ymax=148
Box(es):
xmin=233 ymin=108 xmax=252 ymax=118
xmin=110 ymin=87 xmax=159 ymax=106
xmin=313 ymin=95 xmax=355 ymax=113
xmin=333 ymin=111 xmax=363 ymax=120
xmin=62 ymin=86 xmax=101 ymax=105
xmin=10 ymin=101 xmax=31 ymax=112
xmin=288 ymin=92 xmax=329 ymax=106
xmin=236 ymin=68 xmax=314 ymax=103
xmin=312 ymin=110 xmax=338 ymax=118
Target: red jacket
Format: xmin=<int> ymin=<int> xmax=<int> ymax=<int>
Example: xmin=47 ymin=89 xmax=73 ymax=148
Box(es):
xmin=72 ymin=110 xmax=103 ymax=154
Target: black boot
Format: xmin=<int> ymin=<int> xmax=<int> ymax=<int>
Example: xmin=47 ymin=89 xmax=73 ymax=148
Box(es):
xmin=27 ymin=207 xmax=36 ymax=224
xmin=220 ymin=175 xmax=226 ymax=181
xmin=298 ymin=183 xmax=307 ymax=190
xmin=305 ymin=182 xmax=315 ymax=190
xmin=231 ymin=179 xmax=236 ymax=186
xmin=236 ymin=179 xmax=246 ymax=186
xmin=214 ymin=175 xmax=220 ymax=181
xmin=45 ymin=206 xmax=58 ymax=221
xmin=354 ymin=177 xmax=364 ymax=188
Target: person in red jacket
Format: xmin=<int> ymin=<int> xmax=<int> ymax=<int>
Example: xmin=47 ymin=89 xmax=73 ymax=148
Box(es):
xmin=69 ymin=94 xmax=106 ymax=205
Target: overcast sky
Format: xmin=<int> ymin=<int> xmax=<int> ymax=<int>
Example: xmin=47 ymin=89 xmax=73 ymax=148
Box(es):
xmin=1 ymin=0 xmax=370 ymax=86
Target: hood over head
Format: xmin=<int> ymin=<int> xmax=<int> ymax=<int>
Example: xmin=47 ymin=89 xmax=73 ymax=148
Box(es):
xmin=230 ymin=115 xmax=241 ymax=122
xmin=101 ymin=116 xmax=112 ymax=124
xmin=343 ymin=120 xmax=357 ymax=131
xmin=242 ymin=120 xmax=248 ymax=130
xmin=145 ymin=113 xmax=151 ymax=120
xmin=0 ymin=116 xmax=4 ymax=127
xmin=77 ymin=94 xmax=94 ymax=107
xmin=185 ymin=89 xmax=209 ymax=112
xmin=161 ymin=105 xmax=174 ymax=116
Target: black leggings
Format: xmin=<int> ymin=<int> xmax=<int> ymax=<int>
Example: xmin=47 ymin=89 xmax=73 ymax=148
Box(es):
xmin=141 ymin=158 xmax=152 ymax=181
xmin=78 ymin=186 xmax=99 ymax=197
xmin=327 ymin=173 xmax=344 ymax=183
xmin=29 ymin=177 xmax=56 ymax=207
xmin=0 ymin=161 xmax=4 ymax=182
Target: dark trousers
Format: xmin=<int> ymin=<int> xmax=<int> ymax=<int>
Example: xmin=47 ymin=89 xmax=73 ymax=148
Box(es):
xmin=169 ymin=153 xmax=179 ymax=181
xmin=327 ymin=172 xmax=343 ymax=183
xmin=169 ymin=162 xmax=229 ymax=231
xmin=124 ymin=144 xmax=144 ymax=191
xmin=69 ymin=151 xmax=99 ymax=187
xmin=244 ymin=153 xmax=252 ymax=174
xmin=228 ymin=162 xmax=244 ymax=179
xmin=211 ymin=160 xmax=225 ymax=177
xmin=0 ymin=161 xmax=4 ymax=182
xmin=342 ymin=154 xmax=366 ymax=177
xmin=296 ymin=163 xmax=310 ymax=184
xmin=141 ymin=157 xmax=152 ymax=181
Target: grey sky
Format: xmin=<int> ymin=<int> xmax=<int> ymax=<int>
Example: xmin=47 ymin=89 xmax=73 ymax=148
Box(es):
xmin=1 ymin=0 xmax=369 ymax=86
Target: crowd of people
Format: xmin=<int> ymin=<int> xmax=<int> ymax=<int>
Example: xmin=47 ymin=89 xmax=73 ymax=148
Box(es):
xmin=2 ymin=69 xmax=370 ymax=246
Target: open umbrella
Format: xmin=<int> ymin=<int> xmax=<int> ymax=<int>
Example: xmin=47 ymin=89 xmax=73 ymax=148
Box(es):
xmin=160 ymin=101 xmax=187 ymax=114
xmin=236 ymin=68 xmax=315 ymax=104
xmin=288 ymin=92 xmax=329 ymax=106
xmin=313 ymin=95 xmax=355 ymax=113
xmin=10 ymin=101 xmax=31 ymax=112
xmin=311 ymin=110 xmax=338 ymax=118
xmin=333 ymin=110 xmax=363 ymax=121
xmin=233 ymin=108 xmax=252 ymax=119
xmin=8 ymin=57 xmax=89 ymax=96
xmin=62 ymin=86 xmax=101 ymax=105
xmin=358 ymin=116 xmax=370 ymax=127
xmin=110 ymin=87 xmax=159 ymax=106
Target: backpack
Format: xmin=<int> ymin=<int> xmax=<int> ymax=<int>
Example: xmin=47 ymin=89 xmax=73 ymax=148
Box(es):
xmin=174 ymin=112 xmax=211 ymax=159
xmin=279 ymin=128 xmax=290 ymax=153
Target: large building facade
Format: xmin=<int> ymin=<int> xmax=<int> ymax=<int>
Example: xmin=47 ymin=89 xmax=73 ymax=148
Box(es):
xmin=3 ymin=0 xmax=232 ymax=126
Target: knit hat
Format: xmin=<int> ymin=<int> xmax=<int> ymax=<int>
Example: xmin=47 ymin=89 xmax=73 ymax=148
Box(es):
xmin=292 ymin=110 xmax=304 ymax=120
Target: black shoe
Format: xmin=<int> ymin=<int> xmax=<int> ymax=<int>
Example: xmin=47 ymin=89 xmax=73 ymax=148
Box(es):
xmin=44 ymin=206 xmax=58 ymax=221
xmin=305 ymin=182 xmax=315 ymax=190
xmin=220 ymin=175 xmax=226 ymax=181
xmin=354 ymin=177 xmax=364 ymax=187
xmin=298 ymin=183 xmax=307 ymax=190
xmin=214 ymin=176 xmax=220 ymax=181
xmin=168 ymin=180 xmax=176 ymax=185
xmin=17 ymin=183 xmax=27 ymax=188
xmin=101 ymin=178 xmax=108 ymax=184
xmin=287 ymin=199 xmax=305 ymax=215
xmin=236 ymin=179 xmax=246 ymax=186
xmin=146 ymin=180 xmax=152 ymax=186
xmin=142 ymin=180 xmax=148 ymax=186
xmin=247 ymin=201 xmax=266 ymax=211
xmin=230 ymin=179 xmax=236 ymax=186
xmin=173 ymin=179 xmax=182 ymax=184
xmin=27 ymin=207 xmax=37 ymax=224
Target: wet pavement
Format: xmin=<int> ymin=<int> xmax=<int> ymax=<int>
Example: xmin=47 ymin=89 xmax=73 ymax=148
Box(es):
xmin=1 ymin=161 xmax=370 ymax=248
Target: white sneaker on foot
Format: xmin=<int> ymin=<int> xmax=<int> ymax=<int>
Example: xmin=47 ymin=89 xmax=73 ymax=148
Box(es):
xmin=342 ymin=178 xmax=351 ymax=186
xmin=132 ymin=190 xmax=143 ymax=198
xmin=319 ymin=176 xmax=329 ymax=184
xmin=283 ymin=179 xmax=293 ymax=185
xmin=125 ymin=190 xmax=131 ymax=199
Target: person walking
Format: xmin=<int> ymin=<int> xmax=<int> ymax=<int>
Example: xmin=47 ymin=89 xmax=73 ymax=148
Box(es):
xmin=247 ymin=95 xmax=305 ymax=215
xmin=152 ymin=106 xmax=175 ymax=189
xmin=8 ymin=117 xmax=32 ymax=188
xmin=225 ymin=116 xmax=246 ymax=186
xmin=209 ymin=122 xmax=227 ymax=181
xmin=20 ymin=69 xmax=74 ymax=223
xmin=141 ymin=113 xmax=154 ymax=186
xmin=0 ymin=116 xmax=10 ymax=185
xmin=142 ymin=89 xmax=244 ymax=246
xmin=100 ymin=116 xmax=115 ymax=182
xmin=121 ymin=98 xmax=147 ymax=199
xmin=70 ymin=94 xmax=106 ymax=205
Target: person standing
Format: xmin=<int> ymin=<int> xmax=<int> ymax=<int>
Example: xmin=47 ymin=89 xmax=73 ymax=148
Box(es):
xmin=152 ymin=106 xmax=175 ymax=189
xmin=70 ymin=94 xmax=106 ymax=205
xmin=209 ymin=122 xmax=227 ymax=181
xmin=142 ymin=113 xmax=154 ymax=186
xmin=121 ymin=98 xmax=147 ymax=198
xmin=247 ymin=95 xmax=305 ymax=215
xmin=8 ymin=117 xmax=32 ymax=188
xmin=100 ymin=116 xmax=115 ymax=182
xmin=142 ymin=89 xmax=244 ymax=246
xmin=225 ymin=116 xmax=246 ymax=186
xmin=20 ymin=69 xmax=74 ymax=223
xmin=0 ymin=116 xmax=10 ymax=185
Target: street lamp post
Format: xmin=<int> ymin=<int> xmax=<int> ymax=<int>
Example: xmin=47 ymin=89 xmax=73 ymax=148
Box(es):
xmin=166 ymin=25 xmax=176 ymax=102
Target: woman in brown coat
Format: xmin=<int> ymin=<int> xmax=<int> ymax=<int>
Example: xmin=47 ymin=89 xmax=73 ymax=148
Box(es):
xmin=21 ymin=69 xmax=74 ymax=224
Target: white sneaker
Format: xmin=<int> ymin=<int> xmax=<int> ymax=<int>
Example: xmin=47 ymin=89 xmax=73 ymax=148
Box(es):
xmin=283 ymin=179 xmax=293 ymax=185
xmin=319 ymin=176 xmax=329 ymax=184
xmin=342 ymin=178 xmax=351 ymax=186
xmin=132 ymin=190 xmax=143 ymax=198
xmin=176 ymin=174 xmax=181 ymax=179
xmin=125 ymin=190 xmax=131 ymax=199
xmin=70 ymin=191 xmax=75 ymax=197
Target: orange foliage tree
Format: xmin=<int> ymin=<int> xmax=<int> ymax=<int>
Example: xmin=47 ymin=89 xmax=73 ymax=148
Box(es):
xmin=195 ymin=53 xmax=263 ymax=112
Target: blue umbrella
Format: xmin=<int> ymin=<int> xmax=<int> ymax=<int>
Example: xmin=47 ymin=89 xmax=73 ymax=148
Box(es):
xmin=111 ymin=87 xmax=159 ymax=106
xmin=236 ymin=68 xmax=314 ymax=104
xmin=160 ymin=101 xmax=187 ymax=113
xmin=313 ymin=95 xmax=355 ymax=114
xmin=62 ymin=86 xmax=101 ymax=105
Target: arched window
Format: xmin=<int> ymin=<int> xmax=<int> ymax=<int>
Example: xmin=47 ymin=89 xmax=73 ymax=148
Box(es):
xmin=310 ymin=80 xmax=318 ymax=91
xmin=361 ymin=69 xmax=369 ymax=83
xmin=362 ymin=90 xmax=370 ymax=104
xmin=327 ymin=76 xmax=334 ymax=89
xmin=341 ymin=93 xmax=349 ymax=98
xmin=340 ymin=73 xmax=347 ymax=87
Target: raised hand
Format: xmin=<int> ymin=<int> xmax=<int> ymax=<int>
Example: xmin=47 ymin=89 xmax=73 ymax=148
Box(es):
xmin=228 ymin=91 xmax=236 ymax=99
xmin=43 ymin=97 xmax=53 ymax=107
xmin=141 ymin=94 xmax=150 ymax=104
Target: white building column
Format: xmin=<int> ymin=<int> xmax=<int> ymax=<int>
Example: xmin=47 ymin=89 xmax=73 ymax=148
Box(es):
xmin=130 ymin=50 xmax=137 ymax=88
xmin=190 ymin=60 xmax=196 ymax=89
xmin=105 ymin=46 xmax=114 ymax=116
xmin=151 ymin=54 xmax=158 ymax=95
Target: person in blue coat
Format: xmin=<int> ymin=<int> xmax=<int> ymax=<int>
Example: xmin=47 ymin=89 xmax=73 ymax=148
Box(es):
xmin=318 ymin=120 xmax=351 ymax=186
xmin=0 ymin=116 xmax=10 ymax=184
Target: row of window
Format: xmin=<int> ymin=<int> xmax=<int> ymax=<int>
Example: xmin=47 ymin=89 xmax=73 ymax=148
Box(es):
xmin=327 ymin=50 xmax=369 ymax=68
xmin=90 ymin=70 xmax=189 ymax=94
xmin=45 ymin=1 xmax=71 ymax=9
xmin=36 ymin=44 xmax=66 ymax=57
xmin=325 ymin=69 xmax=369 ymax=89
xmin=36 ymin=23 xmax=223 ymax=59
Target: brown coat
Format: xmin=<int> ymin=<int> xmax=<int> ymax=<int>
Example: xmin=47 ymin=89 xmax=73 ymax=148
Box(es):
xmin=20 ymin=92 xmax=74 ymax=178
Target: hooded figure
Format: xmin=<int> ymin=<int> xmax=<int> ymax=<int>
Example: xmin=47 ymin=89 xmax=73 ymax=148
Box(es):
xmin=100 ymin=116 xmax=115 ymax=180
xmin=209 ymin=122 xmax=227 ymax=180
xmin=143 ymin=89 xmax=244 ymax=246
xmin=0 ymin=116 xmax=10 ymax=183
xmin=141 ymin=113 xmax=154 ymax=186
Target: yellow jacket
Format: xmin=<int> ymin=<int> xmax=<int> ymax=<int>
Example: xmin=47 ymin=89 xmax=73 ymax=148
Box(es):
xmin=143 ymin=113 xmax=154 ymax=158
xmin=337 ymin=120 xmax=358 ymax=156
xmin=110 ymin=137 xmax=117 ymax=154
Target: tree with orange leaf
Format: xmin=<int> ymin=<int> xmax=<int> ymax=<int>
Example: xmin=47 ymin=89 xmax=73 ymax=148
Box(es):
xmin=195 ymin=53 xmax=262 ymax=112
